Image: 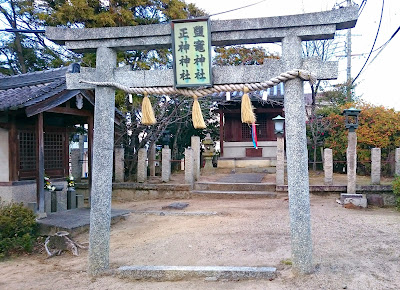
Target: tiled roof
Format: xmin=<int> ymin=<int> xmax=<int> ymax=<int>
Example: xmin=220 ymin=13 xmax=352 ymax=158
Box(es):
xmin=0 ymin=67 xmax=69 ymax=111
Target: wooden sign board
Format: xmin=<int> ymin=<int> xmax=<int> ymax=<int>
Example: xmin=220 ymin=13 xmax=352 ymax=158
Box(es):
xmin=171 ymin=18 xmax=212 ymax=88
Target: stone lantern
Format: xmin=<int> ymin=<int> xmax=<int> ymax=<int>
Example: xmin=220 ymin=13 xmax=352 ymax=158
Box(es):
xmin=202 ymin=133 xmax=215 ymax=171
xmin=343 ymin=107 xmax=361 ymax=132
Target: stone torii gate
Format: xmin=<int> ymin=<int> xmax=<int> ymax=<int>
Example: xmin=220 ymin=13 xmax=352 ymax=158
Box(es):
xmin=46 ymin=6 xmax=358 ymax=276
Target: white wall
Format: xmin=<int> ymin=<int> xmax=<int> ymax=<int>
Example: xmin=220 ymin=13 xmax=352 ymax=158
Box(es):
xmin=0 ymin=128 xmax=9 ymax=182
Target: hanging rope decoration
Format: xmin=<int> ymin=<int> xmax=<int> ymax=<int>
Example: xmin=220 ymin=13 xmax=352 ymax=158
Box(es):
xmin=79 ymin=69 xmax=316 ymax=126
xmin=141 ymin=91 xmax=157 ymax=125
xmin=191 ymin=94 xmax=206 ymax=129
xmin=241 ymin=86 xmax=256 ymax=124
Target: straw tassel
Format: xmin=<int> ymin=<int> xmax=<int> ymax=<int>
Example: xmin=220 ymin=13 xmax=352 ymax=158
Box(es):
xmin=192 ymin=95 xmax=206 ymax=129
xmin=141 ymin=92 xmax=156 ymax=125
xmin=241 ymin=86 xmax=256 ymax=124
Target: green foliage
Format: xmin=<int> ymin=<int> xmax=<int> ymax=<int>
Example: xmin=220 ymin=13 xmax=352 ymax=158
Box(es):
xmin=392 ymin=176 xmax=400 ymax=210
xmin=324 ymin=102 xmax=400 ymax=175
xmin=0 ymin=202 xmax=38 ymax=259
xmin=0 ymin=0 xmax=77 ymax=75
xmin=213 ymin=46 xmax=279 ymax=66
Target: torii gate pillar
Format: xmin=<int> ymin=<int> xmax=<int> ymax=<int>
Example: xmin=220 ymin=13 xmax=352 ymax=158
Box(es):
xmin=88 ymin=47 xmax=117 ymax=275
xmin=283 ymin=36 xmax=312 ymax=273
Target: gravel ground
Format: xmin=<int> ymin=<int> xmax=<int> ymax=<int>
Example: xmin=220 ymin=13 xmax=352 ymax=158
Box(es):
xmin=1 ymin=193 xmax=400 ymax=289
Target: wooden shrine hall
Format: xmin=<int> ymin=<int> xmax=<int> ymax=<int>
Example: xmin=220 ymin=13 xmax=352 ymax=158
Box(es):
xmin=217 ymin=83 xmax=285 ymax=171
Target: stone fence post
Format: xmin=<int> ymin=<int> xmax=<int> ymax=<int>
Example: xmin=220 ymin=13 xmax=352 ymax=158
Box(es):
xmin=275 ymin=135 xmax=285 ymax=186
xmin=191 ymin=136 xmax=201 ymax=181
xmin=395 ymin=148 xmax=400 ymax=176
xmin=371 ymin=148 xmax=381 ymax=185
xmin=324 ymin=148 xmax=333 ymax=185
xmin=70 ymin=148 xmax=81 ymax=181
xmin=114 ymin=146 xmax=124 ymax=183
xmin=137 ymin=148 xmax=147 ymax=183
xmin=162 ymin=146 xmax=171 ymax=182
xmin=347 ymin=131 xmax=357 ymax=194
xmin=149 ymin=143 xmax=156 ymax=177
xmin=185 ymin=148 xmax=194 ymax=188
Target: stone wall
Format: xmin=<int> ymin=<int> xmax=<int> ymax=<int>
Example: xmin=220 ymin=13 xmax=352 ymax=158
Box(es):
xmin=0 ymin=181 xmax=36 ymax=205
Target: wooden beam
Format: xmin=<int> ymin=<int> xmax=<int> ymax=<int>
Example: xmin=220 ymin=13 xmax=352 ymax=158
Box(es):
xmin=47 ymin=106 xmax=92 ymax=117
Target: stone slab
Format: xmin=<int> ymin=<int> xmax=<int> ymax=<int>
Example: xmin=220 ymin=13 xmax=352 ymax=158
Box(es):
xmin=46 ymin=6 xmax=358 ymax=50
xmin=340 ymin=193 xmax=367 ymax=208
xmin=116 ymin=265 xmax=276 ymax=281
xmin=37 ymin=208 xmax=130 ymax=236
xmin=129 ymin=211 xmax=219 ymax=217
xmin=161 ymin=202 xmax=189 ymax=210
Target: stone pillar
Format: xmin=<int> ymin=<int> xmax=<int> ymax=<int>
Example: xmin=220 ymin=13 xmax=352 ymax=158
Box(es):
xmin=71 ymin=148 xmax=81 ymax=181
xmin=346 ymin=131 xmax=357 ymax=194
xmin=324 ymin=148 xmax=333 ymax=185
xmin=149 ymin=143 xmax=156 ymax=177
xmin=114 ymin=146 xmax=124 ymax=183
xmin=78 ymin=132 xmax=85 ymax=181
xmin=191 ymin=136 xmax=201 ymax=180
xmin=184 ymin=148 xmax=194 ymax=187
xmin=137 ymin=148 xmax=147 ymax=183
xmin=161 ymin=146 xmax=171 ymax=182
xmin=371 ymin=148 xmax=381 ymax=185
xmin=88 ymin=47 xmax=116 ymax=276
xmin=282 ymin=35 xmax=313 ymax=274
xmin=275 ymin=135 xmax=285 ymax=186
xmin=395 ymin=148 xmax=400 ymax=176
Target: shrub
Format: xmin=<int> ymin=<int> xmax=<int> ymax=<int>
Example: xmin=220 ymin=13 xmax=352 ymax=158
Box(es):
xmin=0 ymin=201 xmax=38 ymax=259
xmin=392 ymin=176 xmax=400 ymax=210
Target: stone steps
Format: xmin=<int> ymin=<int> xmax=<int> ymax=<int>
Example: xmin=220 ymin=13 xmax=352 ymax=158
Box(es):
xmin=192 ymin=190 xmax=277 ymax=199
xmin=194 ymin=182 xmax=276 ymax=192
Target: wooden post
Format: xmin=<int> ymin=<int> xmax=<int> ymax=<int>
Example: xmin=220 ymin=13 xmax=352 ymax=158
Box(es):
xmin=219 ymin=111 xmax=224 ymax=156
xmin=9 ymin=116 xmax=18 ymax=181
xmin=36 ymin=113 xmax=45 ymax=212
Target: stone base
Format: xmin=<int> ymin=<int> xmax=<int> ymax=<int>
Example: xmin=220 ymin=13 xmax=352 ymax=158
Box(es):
xmin=116 ymin=265 xmax=277 ymax=281
xmin=217 ymin=158 xmax=276 ymax=171
xmin=340 ymin=193 xmax=367 ymax=209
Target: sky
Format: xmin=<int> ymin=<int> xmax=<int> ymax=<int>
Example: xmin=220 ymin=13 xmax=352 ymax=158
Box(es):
xmin=188 ymin=0 xmax=400 ymax=110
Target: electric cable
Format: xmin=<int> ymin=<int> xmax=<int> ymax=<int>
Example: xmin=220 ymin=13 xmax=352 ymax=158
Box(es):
xmin=352 ymin=0 xmax=384 ymax=84
xmin=209 ymin=0 xmax=267 ymax=17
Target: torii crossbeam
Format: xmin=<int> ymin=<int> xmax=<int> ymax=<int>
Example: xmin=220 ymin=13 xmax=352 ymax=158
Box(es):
xmin=46 ymin=6 xmax=358 ymax=276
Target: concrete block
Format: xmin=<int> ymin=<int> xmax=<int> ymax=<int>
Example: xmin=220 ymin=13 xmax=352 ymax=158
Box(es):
xmin=56 ymin=190 xmax=67 ymax=212
xmin=44 ymin=190 xmax=52 ymax=214
xmin=67 ymin=190 xmax=77 ymax=209
xmin=76 ymin=194 xmax=84 ymax=208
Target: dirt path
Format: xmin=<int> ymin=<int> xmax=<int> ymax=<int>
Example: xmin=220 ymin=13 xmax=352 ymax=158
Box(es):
xmin=2 ymin=195 xmax=400 ymax=289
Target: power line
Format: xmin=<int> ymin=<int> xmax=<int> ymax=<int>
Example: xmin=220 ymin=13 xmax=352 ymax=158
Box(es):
xmin=209 ymin=0 xmax=267 ymax=17
xmin=358 ymin=0 xmax=367 ymax=16
xmin=352 ymin=0 xmax=384 ymax=84
xmin=1 ymin=28 xmax=45 ymax=33
xmin=367 ymin=25 xmax=400 ymax=65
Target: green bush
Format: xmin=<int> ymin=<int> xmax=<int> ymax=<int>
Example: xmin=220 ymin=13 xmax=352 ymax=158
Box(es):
xmin=392 ymin=176 xmax=400 ymax=210
xmin=0 ymin=202 xmax=38 ymax=259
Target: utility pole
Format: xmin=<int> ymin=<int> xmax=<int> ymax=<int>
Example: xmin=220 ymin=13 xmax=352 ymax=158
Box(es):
xmin=346 ymin=0 xmax=352 ymax=101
